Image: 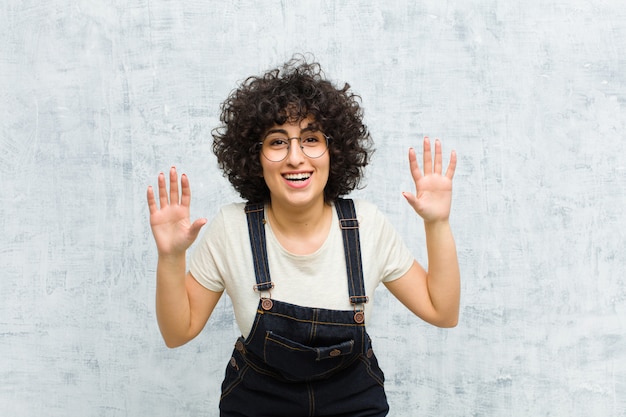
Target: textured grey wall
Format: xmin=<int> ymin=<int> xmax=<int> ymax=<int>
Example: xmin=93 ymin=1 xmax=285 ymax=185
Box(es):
xmin=1 ymin=1 xmax=625 ymax=416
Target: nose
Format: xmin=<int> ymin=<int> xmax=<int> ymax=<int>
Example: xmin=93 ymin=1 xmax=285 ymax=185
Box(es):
xmin=285 ymin=137 xmax=305 ymax=165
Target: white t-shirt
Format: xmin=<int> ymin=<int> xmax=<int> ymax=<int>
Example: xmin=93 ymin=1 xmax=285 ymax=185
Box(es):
xmin=189 ymin=199 xmax=414 ymax=338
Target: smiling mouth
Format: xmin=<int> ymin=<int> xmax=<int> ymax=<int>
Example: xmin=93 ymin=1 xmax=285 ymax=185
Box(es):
xmin=283 ymin=173 xmax=312 ymax=181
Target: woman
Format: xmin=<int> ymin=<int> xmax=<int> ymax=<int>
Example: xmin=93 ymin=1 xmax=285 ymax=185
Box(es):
xmin=147 ymin=58 xmax=459 ymax=416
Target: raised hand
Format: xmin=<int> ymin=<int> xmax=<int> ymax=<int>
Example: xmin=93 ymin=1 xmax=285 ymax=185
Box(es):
xmin=402 ymin=137 xmax=457 ymax=224
xmin=147 ymin=167 xmax=207 ymax=257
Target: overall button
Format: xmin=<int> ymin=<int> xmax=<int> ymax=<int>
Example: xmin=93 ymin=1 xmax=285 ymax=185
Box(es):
xmin=229 ymin=357 xmax=239 ymax=370
xmin=329 ymin=349 xmax=341 ymax=357
xmin=354 ymin=311 xmax=365 ymax=324
xmin=235 ymin=340 xmax=245 ymax=352
xmin=261 ymin=298 xmax=273 ymax=310
xmin=366 ymin=348 xmax=374 ymax=358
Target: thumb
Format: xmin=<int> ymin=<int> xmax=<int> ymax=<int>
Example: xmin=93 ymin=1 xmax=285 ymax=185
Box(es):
xmin=189 ymin=218 xmax=207 ymax=240
xmin=402 ymin=191 xmax=419 ymax=210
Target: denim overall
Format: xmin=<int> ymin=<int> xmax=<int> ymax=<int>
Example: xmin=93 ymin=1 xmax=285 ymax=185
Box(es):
xmin=219 ymin=199 xmax=389 ymax=417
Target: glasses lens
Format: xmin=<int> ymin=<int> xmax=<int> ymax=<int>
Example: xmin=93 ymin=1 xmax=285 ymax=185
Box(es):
xmin=261 ymin=136 xmax=289 ymax=162
xmin=261 ymin=134 xmax=328 ymax=162
xmin=301 ymin=133 xmax=328 ymax=158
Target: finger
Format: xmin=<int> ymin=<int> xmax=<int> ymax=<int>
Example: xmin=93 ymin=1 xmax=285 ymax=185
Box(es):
xmin=180 ymin=173 xmax=192 ymax=207
xmin=169 ymin=167 xmax=180 ymax=205
xmin=445 ymin=150 xmax=457 ymax=179
xmin=401 ymin=191 xmax=419 ymax=212
xmin=158 ymin=172 xmax=168 ymax=208
xmin=433 ymin=139 xmax=443 ymax=174
xmin=422 ymin=137 xmax=433 ymax=174
xmin=147 ymin=186 xmax=158 ymax=214
xmin=408 ymin=147 xmax=423 ymax=182
xmin=189 ymin=218 xmax=208 ymax=240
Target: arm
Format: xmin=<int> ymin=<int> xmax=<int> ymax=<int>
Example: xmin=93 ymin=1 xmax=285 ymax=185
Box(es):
xmin=147 ymin=167 xmax=223 ymax=348
xmin=384 ymin=137 xmax=460 ymax=328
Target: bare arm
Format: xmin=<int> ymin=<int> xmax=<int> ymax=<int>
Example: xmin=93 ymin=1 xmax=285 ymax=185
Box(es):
xmin=385 ymin=138 xmax=460 ymax=328
xmin=147 ymin=167 xmax=222 ymax=347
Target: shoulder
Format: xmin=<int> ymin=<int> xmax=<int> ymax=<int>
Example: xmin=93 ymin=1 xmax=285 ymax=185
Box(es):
xmin=347 ymin=198 xmax=386 ymax=224
xmin=197 ymin=202 xmax=248 ymax=246
xmin=217 ymin=201 xmax=248 ymax=218
xmin=206 ymin=202 xmax=248 ymax=227
xmin=335 ymin=197 xmax=377 ymax=213
xmin=333 ymin=198 xmax=391 ymax=236
xmin=350 ymin=198 xmax=378 ymax=214
xmin=346 ymin=198 xmax=403 ymax=243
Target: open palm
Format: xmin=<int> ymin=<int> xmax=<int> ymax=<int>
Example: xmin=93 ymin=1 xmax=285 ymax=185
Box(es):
xmin=403 ymin=137 xmax=457 ymax=223
xmin=147 ymin=167 xmax=206 ymax=257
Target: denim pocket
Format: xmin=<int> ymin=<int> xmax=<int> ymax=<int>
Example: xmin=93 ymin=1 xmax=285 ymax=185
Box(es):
xmin=220 ymin=352 xmax=248 ymax=400
xmin=263 ymin=331 xmax=354 ymax=381
xmin=361 ymin=351 xmax=385 ymax=387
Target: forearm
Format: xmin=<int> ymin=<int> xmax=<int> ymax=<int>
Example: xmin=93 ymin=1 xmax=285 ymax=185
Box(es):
xmin=155 ymin=254 xmax=193 ymax=347
xmin=424 ymin=220 xmax=460 ymax=326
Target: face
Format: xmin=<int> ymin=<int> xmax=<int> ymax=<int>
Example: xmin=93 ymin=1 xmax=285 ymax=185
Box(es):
xmin=260 ymin=116 xmax=330 ymax=209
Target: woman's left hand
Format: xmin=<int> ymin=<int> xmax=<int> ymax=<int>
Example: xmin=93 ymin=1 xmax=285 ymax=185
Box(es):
xmin=402 ymin=137 xmax=457 ymax=224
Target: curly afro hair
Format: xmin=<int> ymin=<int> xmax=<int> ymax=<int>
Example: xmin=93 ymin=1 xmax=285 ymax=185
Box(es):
xmin=212 ymin=56 xmax=373 ymax=203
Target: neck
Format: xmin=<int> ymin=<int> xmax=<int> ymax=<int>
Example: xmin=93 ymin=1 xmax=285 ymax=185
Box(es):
xmin=268 ymin=198 xmax=329 ymax=233
xmin=266 ymin=198 xmax=332 ymax=254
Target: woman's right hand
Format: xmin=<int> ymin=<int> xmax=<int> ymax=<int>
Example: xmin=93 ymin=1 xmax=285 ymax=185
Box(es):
xmin=147 ymin=167 xmax=207 ymax=257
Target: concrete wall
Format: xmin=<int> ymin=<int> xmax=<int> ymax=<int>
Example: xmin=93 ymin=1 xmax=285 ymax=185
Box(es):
xmin=1 ymin=1 xmax=624 ymax=415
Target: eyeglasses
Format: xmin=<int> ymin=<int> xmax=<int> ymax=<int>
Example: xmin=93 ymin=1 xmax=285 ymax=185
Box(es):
xmin=259 ymin=131 xmax=330 ymax=162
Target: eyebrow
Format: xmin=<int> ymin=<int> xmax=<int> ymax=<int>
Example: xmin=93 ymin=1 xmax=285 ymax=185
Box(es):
xmin=264 ymin=126 xmax=320 ymax=137
xmin=264 ymin=129 xmax=288 ymax=137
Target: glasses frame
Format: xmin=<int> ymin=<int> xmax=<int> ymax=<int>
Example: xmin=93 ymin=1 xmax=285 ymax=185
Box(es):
xmin=258 ymin=133 xmax=331 ymax=162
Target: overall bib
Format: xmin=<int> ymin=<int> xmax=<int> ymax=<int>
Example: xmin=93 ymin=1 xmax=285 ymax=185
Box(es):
xmin=219 ymin=199 xmax=389 ymax=417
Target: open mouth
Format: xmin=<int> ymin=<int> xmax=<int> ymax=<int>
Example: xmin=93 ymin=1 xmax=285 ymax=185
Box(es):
xmin=283 ymin=173 xmax=312 ymax=182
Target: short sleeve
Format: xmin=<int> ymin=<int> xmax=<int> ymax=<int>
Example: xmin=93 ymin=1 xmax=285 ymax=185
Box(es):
xmin=355 ymin=200 xmax=415 ymax=284
xmin=188 ymin=209 xmax=227 ymax=293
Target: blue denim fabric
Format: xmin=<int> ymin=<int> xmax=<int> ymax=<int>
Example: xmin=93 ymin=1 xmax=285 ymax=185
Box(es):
xmin=219 ymin=199 xmax=389 ymax=416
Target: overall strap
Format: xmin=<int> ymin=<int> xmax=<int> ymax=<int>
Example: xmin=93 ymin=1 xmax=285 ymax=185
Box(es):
xmin=244 ymin=203 xmax=274 ymax=293
xmin=335 ymin=198 xmax=369 ymax=309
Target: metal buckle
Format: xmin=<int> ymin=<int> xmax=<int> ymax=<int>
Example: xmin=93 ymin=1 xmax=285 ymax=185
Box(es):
xmin=253 ymin=282 xmax=275 ymax=292
xmin=339 ymin=218 xmax=359 ymax=230
xmin=349 ymin=295 xmax=369 ymax=305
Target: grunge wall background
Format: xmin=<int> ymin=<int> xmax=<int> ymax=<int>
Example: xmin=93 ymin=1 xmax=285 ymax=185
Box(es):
xmin=1 ymin=1 xmax=625 ymax=415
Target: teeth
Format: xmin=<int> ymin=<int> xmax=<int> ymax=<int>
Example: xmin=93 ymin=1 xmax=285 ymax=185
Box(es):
xmin=284 ymin=173 xmax=311 ymax=181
